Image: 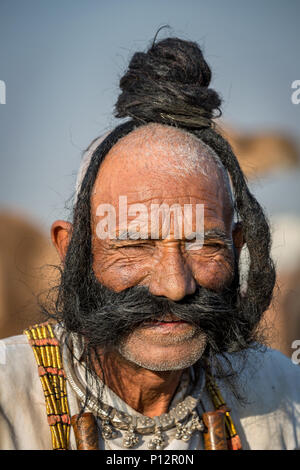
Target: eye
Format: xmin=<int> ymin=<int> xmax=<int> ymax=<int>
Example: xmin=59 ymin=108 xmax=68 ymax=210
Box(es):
xmin=203 ymin=243 xmax=225 ymax=251
xmin=184 ymin=239 xmax=205 ymax=251
xmin=117 ymin=244 xmax=154 ymax=257
xmin=185 ymin=241 xmax=226 ymax=255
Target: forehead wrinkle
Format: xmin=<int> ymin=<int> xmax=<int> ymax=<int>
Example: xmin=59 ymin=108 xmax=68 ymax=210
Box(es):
xmin=103 ymin=123 xmax=225 ymax=177
xmin=92 ymin=123 xmax=234 ymax=218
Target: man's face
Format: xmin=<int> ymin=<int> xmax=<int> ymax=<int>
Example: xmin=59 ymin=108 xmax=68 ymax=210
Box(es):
xmin=87 ymin=124 xmax=238 ymax=371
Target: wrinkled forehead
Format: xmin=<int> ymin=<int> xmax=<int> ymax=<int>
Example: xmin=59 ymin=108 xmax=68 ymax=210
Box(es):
xmin=86 ymin=125 xmax=235 ymax=240
xmin=91 ymin=124 xmax=233 ymax=203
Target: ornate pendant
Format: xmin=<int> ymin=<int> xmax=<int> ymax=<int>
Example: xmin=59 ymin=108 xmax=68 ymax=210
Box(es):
xmin=175 ymin=421 xmax=184 ymax=440
xmin=148 ymin=424 xmax=166 ymax=450
xmin=123 ymin=424 xmax=139 ymax=448
xmin=175 ymin=420 xmax=193 ymax=442
xmin=190 ymin=411 xmax=205 ymax=432
xmin=175 ymin=411 xmax=204 ymax=442
xmin=101 ymin=418 xmax=117 ymax=439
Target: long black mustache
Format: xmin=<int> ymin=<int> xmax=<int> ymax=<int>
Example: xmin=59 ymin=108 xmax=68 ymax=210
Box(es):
xmin=61 ymin=269 xmax=247 ymax=355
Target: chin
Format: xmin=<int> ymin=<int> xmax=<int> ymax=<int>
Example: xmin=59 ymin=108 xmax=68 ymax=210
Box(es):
xmin=117 ymin=333 xmax=207 ymax=372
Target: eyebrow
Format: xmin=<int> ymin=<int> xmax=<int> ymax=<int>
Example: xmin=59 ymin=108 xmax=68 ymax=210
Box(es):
xmin=110 ymin=228 xmax=232 ymax=246
xmin=115 ymin=230 xmax=150 ymax=241
xmin=203 ymin=229 xmax=232 ymax=247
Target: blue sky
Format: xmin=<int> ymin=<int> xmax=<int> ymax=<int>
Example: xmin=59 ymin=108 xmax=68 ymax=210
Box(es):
xmin=0 ymin=0 xmax=299 ymax=230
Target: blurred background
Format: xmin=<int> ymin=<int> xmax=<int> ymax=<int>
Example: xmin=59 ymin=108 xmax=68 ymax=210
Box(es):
xmin=0 ymin=0 xmax=299 ymax=359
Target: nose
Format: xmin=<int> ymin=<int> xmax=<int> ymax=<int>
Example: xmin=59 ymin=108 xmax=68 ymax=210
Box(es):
xmin=148 ymin=244 xmax=196 ymax=301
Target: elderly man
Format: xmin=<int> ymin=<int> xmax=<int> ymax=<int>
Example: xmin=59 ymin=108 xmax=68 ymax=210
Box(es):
xmin=0 ymin=37 xmax=300 ymax=451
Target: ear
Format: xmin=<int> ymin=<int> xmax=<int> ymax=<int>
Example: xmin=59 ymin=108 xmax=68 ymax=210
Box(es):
xmin=232 ymin=221 xmax=245 ymax=257
xmin=51 ymin=220 xmax=73 ymax=262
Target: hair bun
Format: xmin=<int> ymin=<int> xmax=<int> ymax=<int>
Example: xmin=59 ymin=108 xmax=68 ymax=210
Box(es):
xmin=115 ymin=37 xmax=222 ymax=128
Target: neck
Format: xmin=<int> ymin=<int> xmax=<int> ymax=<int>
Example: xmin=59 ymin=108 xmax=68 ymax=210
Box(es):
xmin=91 ymin=349 xmax=185 ymax=418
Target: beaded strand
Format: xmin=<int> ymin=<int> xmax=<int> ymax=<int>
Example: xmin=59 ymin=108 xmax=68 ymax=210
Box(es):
xmin=24 ymin=322 xmax=71 ymax=450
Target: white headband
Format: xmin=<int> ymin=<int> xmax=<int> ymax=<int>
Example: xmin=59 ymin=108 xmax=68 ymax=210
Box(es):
xmin=74 ymin=132 xmax=111 ymax=205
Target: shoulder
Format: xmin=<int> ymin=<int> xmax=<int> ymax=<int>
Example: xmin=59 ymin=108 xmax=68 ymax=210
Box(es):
xmin=1 ymin=332 xmax=35 ymax=363
xmin=0 ymin=333 xmax=53 ymax=449
xmin=237 ymin=346 xmax=299 ymax=405
xmin=0 ymin=323 xmax=67 ymax=393
xmin=0 ymin=333 xmax=44 ymax=404
xmin=219 ymin=346 xmax=300 ymax=413
xmin=216 ymin=346 xmax=300 ymax=449
xmin=0 ymin=333 xmax=35 ymax=373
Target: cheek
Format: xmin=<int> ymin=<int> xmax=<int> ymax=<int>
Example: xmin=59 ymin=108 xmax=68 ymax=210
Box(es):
xmin=92 ymin=251 xmax=152 ymax=291
xmin=189 ymin=254 xmax=235 ymax=291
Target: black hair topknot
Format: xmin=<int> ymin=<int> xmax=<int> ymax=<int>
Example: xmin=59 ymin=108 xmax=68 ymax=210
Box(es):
xmin=115 ymin=37 xmax=222 ymax=128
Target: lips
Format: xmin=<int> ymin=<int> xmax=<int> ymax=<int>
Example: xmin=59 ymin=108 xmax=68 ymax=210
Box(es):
xmin=141 ymin=313 xmax=189 ymax=328
xmin=152 ymin=320 xmax=184 ymax=323
xmin=143 ymin=313 xmax=186 ymax=323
